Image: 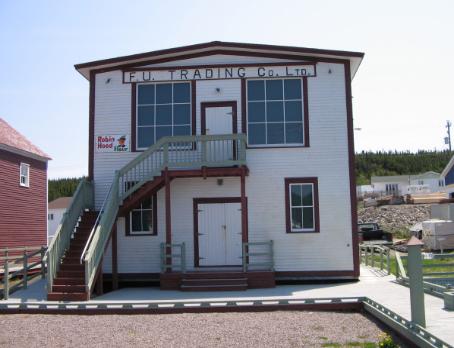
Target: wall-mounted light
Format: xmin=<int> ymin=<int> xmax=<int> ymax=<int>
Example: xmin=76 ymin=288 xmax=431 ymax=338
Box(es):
xmin=328 ymin=69 xmax=332 ymax=74
xmin=215 ymin=87 xmax=221 ymax=93
xmin=105 ymin=78 xmax=111 ymax=84
xmin=217 ymin=178 xmax=224 ymax=186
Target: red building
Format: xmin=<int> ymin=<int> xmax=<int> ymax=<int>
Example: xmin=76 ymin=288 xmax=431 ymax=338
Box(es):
xmin=0 ymin=118 xmax=50 ymax=250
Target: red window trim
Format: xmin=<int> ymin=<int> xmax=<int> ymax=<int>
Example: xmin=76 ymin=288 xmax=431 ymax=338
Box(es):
xmin=285 ymin=177 xmax=320 ymax=233
xmin=125 ymin=194 xmax=158 ymax=236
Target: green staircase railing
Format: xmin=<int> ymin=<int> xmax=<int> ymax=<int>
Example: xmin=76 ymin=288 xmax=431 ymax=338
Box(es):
xmin=47 ymin=178 xmax=94 ymax=290
xmin=82 ymin=134 xmax=247 ymax=297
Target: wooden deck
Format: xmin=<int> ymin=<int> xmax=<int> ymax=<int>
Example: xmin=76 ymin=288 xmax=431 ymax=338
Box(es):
xmin=2 ymin=266 xmax=454 ymax=345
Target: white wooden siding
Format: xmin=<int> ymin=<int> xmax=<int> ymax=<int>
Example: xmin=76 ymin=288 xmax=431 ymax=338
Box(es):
xmin=97 ymin=58 xmax=354 ymax=273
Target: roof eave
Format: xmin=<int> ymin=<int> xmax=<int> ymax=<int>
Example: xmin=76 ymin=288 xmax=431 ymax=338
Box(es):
xmin=0 ymin=143 xmax=51 ymax=162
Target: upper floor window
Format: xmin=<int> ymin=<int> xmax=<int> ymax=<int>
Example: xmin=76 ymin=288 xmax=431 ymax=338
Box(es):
xmin=247 ymin=78 xmax=304 ymax=146
xmin=136 ymin=82 xmax=192 ymax=150
xmin=19 ymin=163 xmax=30 ymax=187
xmin=285 ymin=178 xmax=319 ymax=233
xmin=126 ymin=195 xmax=157 ymax=236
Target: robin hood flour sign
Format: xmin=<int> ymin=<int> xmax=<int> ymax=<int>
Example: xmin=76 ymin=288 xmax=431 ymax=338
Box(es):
xmin=123 ymin=64 xmax=316 ymax=83
xmin=96 ymin=134 xmax=130 ymax=152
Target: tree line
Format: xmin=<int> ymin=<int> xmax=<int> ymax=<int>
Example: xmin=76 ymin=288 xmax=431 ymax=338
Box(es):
xmin=48 ymin=177 xmax=84 ymax=202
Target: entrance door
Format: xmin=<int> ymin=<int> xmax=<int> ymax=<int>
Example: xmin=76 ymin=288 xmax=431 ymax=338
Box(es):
xmin=197 ymin=202 xmax=242 ymax=266
xmin=205 ymin=106 xmax=233 ymax=135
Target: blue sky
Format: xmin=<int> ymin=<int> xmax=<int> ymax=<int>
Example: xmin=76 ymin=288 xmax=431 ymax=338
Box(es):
xmin=1 ymin=0 xmax=453 ymax=178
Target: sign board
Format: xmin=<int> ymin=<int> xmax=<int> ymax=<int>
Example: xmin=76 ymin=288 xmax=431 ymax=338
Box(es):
xmin=123 ymin=64 xmax=316 ymax=83
xmin=95 ymin=134 xmax=130 ymax=152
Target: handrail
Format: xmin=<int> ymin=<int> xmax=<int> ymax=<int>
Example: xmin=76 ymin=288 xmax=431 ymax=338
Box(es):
xmin=82 ymin=134 xmax=247 ymax=296
xmin=359 ymin=244 xmax=391 ymax=275
xmin=242 ymin=240 xmax=274 ymax=272
xmin=47 ymin=178 xmax=93 ymax=291
xmin=160 ymin=243 xmax=186 ymax=273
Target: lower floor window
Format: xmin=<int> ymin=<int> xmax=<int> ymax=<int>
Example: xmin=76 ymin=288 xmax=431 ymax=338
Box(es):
xmin=126 ymin=195 xmax=157 ymax=236
xmin=285 ymin=177 xmax=319 ymax=233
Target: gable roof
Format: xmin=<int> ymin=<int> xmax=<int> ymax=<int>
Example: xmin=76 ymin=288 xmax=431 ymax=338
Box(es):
xmin=48 ymin=196 xmax=72 ymax=210
xmin=0 ymin=118 xmax=50 ymax=161
xmin=75 ymin=41 xmax=364 ymax=80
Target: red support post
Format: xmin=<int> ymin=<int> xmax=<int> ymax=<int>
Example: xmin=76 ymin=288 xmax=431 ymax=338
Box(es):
xmin=165 ymin=167 xmax=172 ymax=270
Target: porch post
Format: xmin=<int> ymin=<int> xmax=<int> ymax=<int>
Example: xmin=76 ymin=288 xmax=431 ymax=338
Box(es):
xmin=240 ymin=166 xmax=248 ymax=243
xmin=165 ymin=167 xmax=172 ymax=270
xmin=111 ymin=225 xmax=118 ymax=290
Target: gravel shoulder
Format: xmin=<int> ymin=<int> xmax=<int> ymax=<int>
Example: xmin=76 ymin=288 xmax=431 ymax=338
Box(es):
xmin=0 ymin=311 xmax=393 ymax=348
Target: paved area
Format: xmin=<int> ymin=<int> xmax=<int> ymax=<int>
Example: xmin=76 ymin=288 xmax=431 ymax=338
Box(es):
xmin=3 ymin=267 xmax=454 ymax=345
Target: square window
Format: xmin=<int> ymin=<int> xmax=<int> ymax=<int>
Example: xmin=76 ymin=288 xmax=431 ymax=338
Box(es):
xmin=138 ymin=84 xmax=154 ymax=104
xmin=247 ymin=80 xmax=265 ymax=101
xmin=267 ymin=123 xmax=284 ymax=144
xmin=284 ymin=79 xmax=302 ymax=100
xmin=266 ymin=80 xmax=283 ymax=100
xmin=173 ymin=83 xmax=190 ymax=103
xmin=285 ymin=123 xmax=303 ymax=144
xmin=248 ymin=123 xmax=266 ymax=145
xmin=285 ymin=101 xmax=303 ymax=122
xmin=138 ymin=106 xmax=154 ymax=126
xmin=173 ymin=104 xmax=190 ymax=125
xmin=267 ymin=101 xmax=284 ymax=122
xmin=156 ymin=105 xmax=172 ymax=125
xmin=156 ymin=83 xmax=172 ymax=104
xmin=248 ymin=102 xmax=265 ymax=122
xmin=137 ymin=127 xmax=155 ymax=148
xmin=156 ymin=126 xmax=172 ymax=141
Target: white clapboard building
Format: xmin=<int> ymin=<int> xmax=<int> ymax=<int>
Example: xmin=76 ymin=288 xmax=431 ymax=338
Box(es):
xmin=47 ymin=42 xmax=364 ymax=300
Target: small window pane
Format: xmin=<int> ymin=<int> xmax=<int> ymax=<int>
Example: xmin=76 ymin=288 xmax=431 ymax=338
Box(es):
xmin=138 ymin=106 xmax=154 ymax=126
xmin=156 ymin=126 xmax=172 ymax=141
xmin=285 ymin=123 xmax=303 ymax=144
xmin=303 ymin=207 xmax=314 ymax=229
xmin=267 ymin=123 xmax=284 ymax=144
xmin=156 ymin=105 xmax=172 ymax=125
xmin=284 ymin=79 xmax=302 ymax=100
xmin=285 ymin=101 xmax=303 ymax=122
xmin=142 ymin=198 xmax=152 ymax=209
xmin=138 ymin=85 xmax=154 ymax=104
xmin=248 ymin=123 xmax=266 ymax=145
xmin=173 ymin=83 xmax=190 ymax=103
xmin=138 ymin=127 xmax=154 ymax=148
xmin=248 ymin=102 xmax=265 ymax=122
xmin=173 ymin=104 xmax=190 ymax=125
xmin=142 ymin=210 xmax=153 ymax=232
xmin=131 ymin=211 xmax=142 ymax=231
xmin=247 ymin=80 xmax=265 ymax=101
xmin=156 ymin=84 xmax=172 ymax=104
xmin=302 ymin=185 xmax=313 ymax=206
xmin=173 ymin=125 xmax=190 ymax=136
xmin=267 ymin=101 xmax=284 ymax=122
xmin=291 ymin=185 xmax=302 ymax=206
xmin=266 ymin=80 xmax=283 ymax=100
xmin=291 ymin=208 xmax=303 ymax=230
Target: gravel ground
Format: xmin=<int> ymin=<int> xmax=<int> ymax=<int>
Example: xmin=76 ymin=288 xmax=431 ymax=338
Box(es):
xmin=0 ymin=311 xmax=395 ymax=347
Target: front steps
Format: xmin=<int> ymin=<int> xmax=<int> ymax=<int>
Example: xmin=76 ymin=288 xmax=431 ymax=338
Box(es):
xmin=181 ymin=272 xmax=248 ymax=291
xmin=47 ymin=211 xmax=98 ymax=301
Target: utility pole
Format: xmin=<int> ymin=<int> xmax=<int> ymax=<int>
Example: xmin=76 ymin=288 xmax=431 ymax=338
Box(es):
xmin=446 ymin=120 xmax=452 ymax=151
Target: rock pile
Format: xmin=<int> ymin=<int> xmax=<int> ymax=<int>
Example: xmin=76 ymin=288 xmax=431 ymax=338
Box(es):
xmin=358 ymin=204 xmax=431 ymax=236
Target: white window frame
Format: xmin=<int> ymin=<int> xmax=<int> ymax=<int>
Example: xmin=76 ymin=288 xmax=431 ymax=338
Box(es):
xmin=246 ymin=78 xmax=305 ymax=148
xmin=129 ymin=201 xmax=154 ymax=235
xmin=289 ymin=183 xmax=315 ymax=232
xmin=19 ymin=163 xmax=30 ymax=187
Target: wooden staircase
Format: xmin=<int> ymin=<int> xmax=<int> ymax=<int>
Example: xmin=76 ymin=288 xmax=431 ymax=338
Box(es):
xmin=180 ymin=271 xmax=248 ymax=291
xmin=47 ymin=211 xmax=98 ymax=301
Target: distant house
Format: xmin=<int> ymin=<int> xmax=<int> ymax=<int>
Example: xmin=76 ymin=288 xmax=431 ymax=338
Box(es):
xmin=441 ymin=155 xmax=454 ymax=186
xmin=371 ymin=171 xmax=444 ymax=195
xmin=0 ymin=118 xmax=50 ymax=250
xmin=48 ymin=197 xmax=72 ymax=244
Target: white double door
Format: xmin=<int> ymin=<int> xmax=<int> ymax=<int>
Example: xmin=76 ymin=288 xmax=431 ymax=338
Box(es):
xmin=198 ymin=202 xmax=242 ymax=266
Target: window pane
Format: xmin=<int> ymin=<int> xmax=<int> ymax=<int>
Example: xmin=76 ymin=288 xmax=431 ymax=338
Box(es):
xmin=156 ymin=84 xmax=172 ymax=104
xmin=248 ymin=123 xmax=266 ymax=145
xmin=156 ymin=126 xmax=172 ymax=141
xmin=266 ymin=80 xmax=283 ymax=100
xmin=138 ymin=106 xmax=154 ymax=126
xmin=248 ymin=102 xmax=265 ymax=122
xmin=142 ymin=198 xmax=152 ymax=209
xmin=138 ymin=127 xmax=154 ymax=148
xmin=131 ymin=211 xmax=142 ymax=231
xmin=173 ymin=104 xmax=190 ymax=125
xmin=285 ymin=123 xmax=303 ymax=144
xmin=291 ymin=208 xmax=303 ymax=230
xmin=267 ymin=123 xmax=284 ymax=144
xmin=173 ymin=83 xmax=190 ymax=103
xmin=285 ymin=101 xmax=303 ymax=122
xmin=173 ymin=125 xmax=190 ymax=136
xmin=247 ymin=80 xmax=265 ymax=101
xmin=291 ymin=185 xmax=302 ymax=206
xmin=302 ymin=185 xmax=313 ymax=206
xmin=303 ymin=207 xmax=314 ymax=229
xmin=138 ymin=85 xmax=154 ymax=104
xmin=284 ymin=79 xmax=302 ymax=100
xmin=142 ymin=210 xmax=153 ymax=232
xmin=156 ymin=105 xmax=172 ymax=125
xmin=267 ymin=101 xmax=284 ymax=122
